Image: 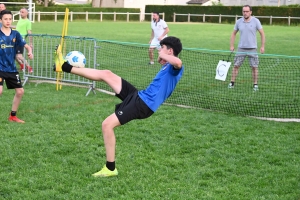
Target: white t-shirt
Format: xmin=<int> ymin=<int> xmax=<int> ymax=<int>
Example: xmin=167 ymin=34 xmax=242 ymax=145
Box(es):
xmin=151 ymin=19 xmax=168 ymax=39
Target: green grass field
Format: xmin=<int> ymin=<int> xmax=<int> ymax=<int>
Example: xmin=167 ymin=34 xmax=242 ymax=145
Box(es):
xmin=1 ymin=21 xmax=299 ymax=199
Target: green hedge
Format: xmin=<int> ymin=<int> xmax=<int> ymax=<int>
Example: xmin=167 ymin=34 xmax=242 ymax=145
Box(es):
xmin=8 ymin=6 xmax=140 ymax=21
xmin=145 ymin=5 xmax=300 ymax=25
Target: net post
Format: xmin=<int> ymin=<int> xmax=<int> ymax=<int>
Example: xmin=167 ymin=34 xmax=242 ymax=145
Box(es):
xmin=70 ymin=11 xmax=73 ymax=22
xmin=288 ymin=16 xmax=290 ymax=26
xmin=55 ymin=8 xmax=69 ymax=91
xmin=86 ymin=39 xmax=99 ymax=96
xmin=28 ymin=0 xmax=32 ymax=21
xmin=188 ymin=13 xmax=190 ymax=22
xmin=219 ymin=14 xmax=221 ymax=23
xmin=100 ymin=12 xmax=103 ymax=22
xmin=33 ymin=3 xmax=35 ymax=22
xmin=127 ymin=12 xmax=129 ymax=22
xmin=86 ymin=11 xmax=88 ymax=21
xmin=139 ymin=10 xmax=142 ymax=22
xmin=55 ymin=11 xmax=57 ymax=22
xmin=38 ymin=11 xmax=40 ymax=22
xmin=235 ymin=15 xmax=237 ymax=22
xmin=173 ymin=12 xmax=176 ymax=22
xmin=203 ymin=14 xmax=205 ymax=23
xmin=270 ymin=16 xmax=272 ymax=25
xmin=114 ymin=12 xmax=116 ymax=21
xmin=162 ymin=12 xmax=165 ymax=20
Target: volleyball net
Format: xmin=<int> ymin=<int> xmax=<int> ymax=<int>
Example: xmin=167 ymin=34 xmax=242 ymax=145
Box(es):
xmin=22 ymin=35 xmax=300 ymax=119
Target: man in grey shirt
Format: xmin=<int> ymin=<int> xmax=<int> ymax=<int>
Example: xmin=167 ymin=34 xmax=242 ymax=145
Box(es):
xmin=228 ymin=5 xmax=265 ymax=91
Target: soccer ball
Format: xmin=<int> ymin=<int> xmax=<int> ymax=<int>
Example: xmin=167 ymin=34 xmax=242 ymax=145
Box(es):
xmin=65 ymin=51 xmax=86 ymax=68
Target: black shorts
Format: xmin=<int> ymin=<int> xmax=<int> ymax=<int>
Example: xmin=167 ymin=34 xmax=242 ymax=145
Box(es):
xmin=0 ymin=71 xmax=23 ymax=89
xmin=115 ymin=79 xmax=154 ymax=125
xmin=16 ymin=46 xmax=24 ymax=54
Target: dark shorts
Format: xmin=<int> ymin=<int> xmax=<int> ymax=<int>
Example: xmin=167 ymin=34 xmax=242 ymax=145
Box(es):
xmin=16 ymin=46 xmax=24 ymax=54
xmin=115 ymin=79 xmax=154 ymax=125
xmin=0 ymin=71 xmax=22 ymax=89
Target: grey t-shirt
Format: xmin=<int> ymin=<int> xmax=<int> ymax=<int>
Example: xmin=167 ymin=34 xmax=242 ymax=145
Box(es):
xmin=234 ymin=17 xmax=263 ymax=48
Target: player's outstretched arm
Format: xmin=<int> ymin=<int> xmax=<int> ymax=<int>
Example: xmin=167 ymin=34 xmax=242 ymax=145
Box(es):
xmin=230 ymin=30 xmax=238 ymax=51
xmin=258 ymin=29 xmax=265 ymax=54
xmin=158 ymin=52 xmax=182 ymax=69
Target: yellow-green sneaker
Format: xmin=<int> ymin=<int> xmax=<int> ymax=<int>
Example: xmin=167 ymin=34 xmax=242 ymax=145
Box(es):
xmin=92 ymin=166 xmax=118 ymax=177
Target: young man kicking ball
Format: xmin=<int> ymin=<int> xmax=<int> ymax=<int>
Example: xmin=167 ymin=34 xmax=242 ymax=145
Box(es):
xmin=59 ymin=36 xmax=183 ymax=177
xmin=0 ymin=10 xmax=33 ymax=123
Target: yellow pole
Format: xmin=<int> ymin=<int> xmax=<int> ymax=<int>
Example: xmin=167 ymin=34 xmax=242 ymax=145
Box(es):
xmin=56 ymin=8 xmax=69 ymax=90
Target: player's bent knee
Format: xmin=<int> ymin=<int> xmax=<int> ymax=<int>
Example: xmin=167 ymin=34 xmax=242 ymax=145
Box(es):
xmin=102 ymin=120 xmax=114 ymax=133
xmin=15 ymin=88 xmax=24 ymax=96
xmin=16 ymin=54 xmax=23 ymax=62
xmin=102 ymin=114 xmax=120 ymax=132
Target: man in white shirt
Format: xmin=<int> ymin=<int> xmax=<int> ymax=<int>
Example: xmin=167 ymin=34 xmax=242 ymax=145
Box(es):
xmin=148 ymin=12 xmax=169 ymax=65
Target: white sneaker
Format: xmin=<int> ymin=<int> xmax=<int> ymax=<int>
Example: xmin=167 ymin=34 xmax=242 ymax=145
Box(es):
xmin=228 ymin=83 xmax=234 ymax=89
xmin=253 ymin=85 xmax=259 ymax=91
xmin=149 ymin=61 xmax=154 ymax=65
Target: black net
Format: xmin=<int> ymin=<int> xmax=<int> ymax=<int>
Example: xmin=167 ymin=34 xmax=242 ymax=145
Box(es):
xmin=27 ymin=35 xmax=300 ymax=119
xmin=95 ymin=40 xmax=300 ymax=118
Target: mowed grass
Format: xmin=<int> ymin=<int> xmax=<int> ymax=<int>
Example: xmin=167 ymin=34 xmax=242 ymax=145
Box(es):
xmin=1 ymin=83 xmax=299 ymax=199
xmin=0 ymin=21 xmax=299 ymax=199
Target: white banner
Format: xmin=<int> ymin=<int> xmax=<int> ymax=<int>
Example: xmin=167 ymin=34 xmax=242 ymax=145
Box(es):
xmin=215 ymin=60 xmax=231 ymax=81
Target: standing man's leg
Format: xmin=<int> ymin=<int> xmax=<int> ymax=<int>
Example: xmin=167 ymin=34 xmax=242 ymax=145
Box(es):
xmin=11 ymin=88 xmax=24 ymax=112
xmin=148 ymin=37 xmax=159 ymax=65
xmin=228 ymin=49 xmax=246 ymax=88
xmin=230 ymin=66 xmax=240 ymax=83
xmin=252 ymin=66 xmax=258 ymax=91
xmin=249 ymin=50 xmax=259 ymax=91
xmin=148 ymin=47 xmax=155 ymax=65
xmin=90 ymin=113 xmax=121 ymax=177
xmin=102 ymin=114 xmax=120 ymax=162
xmin=63 ymin=63 xmax=122 ymax=177
xmin=252 ymin=67 xmax=258 ymax=85
xmin=5 ymin=72 xmax=25 ymax=123
xmin=9 ymin=88 xmax=25 ymax=123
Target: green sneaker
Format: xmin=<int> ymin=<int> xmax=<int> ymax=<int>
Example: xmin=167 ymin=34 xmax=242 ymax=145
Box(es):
xmin=92 ymin=166 xmax=118 ymax=177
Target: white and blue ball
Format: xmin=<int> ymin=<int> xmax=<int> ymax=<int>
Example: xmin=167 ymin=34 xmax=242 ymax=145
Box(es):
xmin=65 ymin=51 xmax=86 ymax=68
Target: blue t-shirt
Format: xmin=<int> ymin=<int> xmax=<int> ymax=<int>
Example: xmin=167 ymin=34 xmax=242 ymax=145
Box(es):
xmin=0 ymin=29 xmax=26 ymax=72
xmin=138 ymin=63 xmax=184 ymax=112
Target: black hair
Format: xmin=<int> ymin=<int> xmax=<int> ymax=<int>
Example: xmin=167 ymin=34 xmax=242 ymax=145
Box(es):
xmin=0 ymin=10 xmax=12 ymax=19
xmin=243 ymin=5 xmax=252 ymax=11
xmin=160 ymin=36 xmax=182 ymax=57
xmin=152 ymin=12 xmax=159 ymax=16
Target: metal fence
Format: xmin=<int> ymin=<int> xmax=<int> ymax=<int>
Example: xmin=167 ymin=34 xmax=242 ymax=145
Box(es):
xmin=22 ymin=35 xmax=100 ymax=96
xmin=13 ymin=12 xmax=165 ymax=22
xmin=173 ymin=13 xmax=300 ymax=26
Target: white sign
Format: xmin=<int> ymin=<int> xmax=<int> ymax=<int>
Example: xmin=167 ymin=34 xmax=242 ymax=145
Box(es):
xmin=215 ymin=60 xmax=231 ymax=81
